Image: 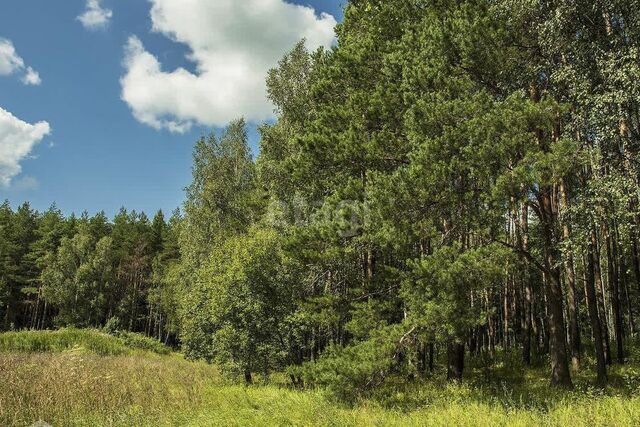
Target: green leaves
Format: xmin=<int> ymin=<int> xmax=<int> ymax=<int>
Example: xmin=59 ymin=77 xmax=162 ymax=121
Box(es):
xmin=182 ymin=119 xmax=257 ymax=264
xmin=40 ymin=229 xmax=116 ymax=328
xmin=180 ymin=226 xmax=303 ymax=379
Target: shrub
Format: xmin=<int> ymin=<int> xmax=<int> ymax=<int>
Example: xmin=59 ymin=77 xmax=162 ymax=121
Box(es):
xmin=102 ymin=317 xmax=121 ymax=335
xmin=115 ymin=331 xmax=170 ymax=355
xmin=300 ymin=325 xmax=405 ymax=402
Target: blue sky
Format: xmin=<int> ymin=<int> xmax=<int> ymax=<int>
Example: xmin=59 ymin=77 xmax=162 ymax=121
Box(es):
xmin=0 ymin=0 xmax=344 ymax=217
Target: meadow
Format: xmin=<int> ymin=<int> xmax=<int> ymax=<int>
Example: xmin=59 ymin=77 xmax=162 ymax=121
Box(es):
xmin=1 ymin=329 xmax=639 ymax=426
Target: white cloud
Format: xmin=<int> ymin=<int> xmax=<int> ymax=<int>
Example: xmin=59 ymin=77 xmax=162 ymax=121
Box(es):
xmin=22 ymin=67 xmax=41 ymax=86
xmin=121 ymin=0 xmax=336 ymax=133
xmin=0 ymin=39 xmax=23 ymax=75
xmin=0 ymin=107 xmax=50 ymax=186
xmin=0 ymin=38 xmax=41 ymax=85
xmin=77 ymin=0 xmax=113 ymax=31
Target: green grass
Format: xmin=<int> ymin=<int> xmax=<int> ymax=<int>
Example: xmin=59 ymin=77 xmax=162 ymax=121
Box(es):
xmin=113 ymin=330 xmax=171 ymax=355
xmin=0 ymin=328 xmax=170 ymax=356
xmin=1 ymin=329 xmax=640 ymax=426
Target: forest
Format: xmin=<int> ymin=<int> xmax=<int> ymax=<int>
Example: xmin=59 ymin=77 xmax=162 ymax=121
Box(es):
xmin=3 ymin=0 xmax=640 ymax=419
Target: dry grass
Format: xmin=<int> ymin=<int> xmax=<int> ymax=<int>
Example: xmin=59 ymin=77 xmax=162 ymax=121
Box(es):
xmin=2 ymin=330 xmax=640 ymax=426
xmin=0 ymin=352 xmax=218 ymax=426
xmin=3 ymin=350 xmax=640 ymax=426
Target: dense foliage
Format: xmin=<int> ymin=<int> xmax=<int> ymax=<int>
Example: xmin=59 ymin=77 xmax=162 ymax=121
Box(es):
xmin=3 ymin=0 xmax=640 ymax=400
xmin=0 ymin=202 xmax=181 ymax=344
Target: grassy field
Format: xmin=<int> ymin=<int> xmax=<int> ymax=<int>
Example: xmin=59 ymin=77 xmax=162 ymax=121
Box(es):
xmin=1 ymin=329 xmax=640 ymax=426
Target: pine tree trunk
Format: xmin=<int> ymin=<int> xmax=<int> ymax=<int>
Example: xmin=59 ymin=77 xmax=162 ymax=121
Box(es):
xmin=559 ymin=178 xmax=580 ymax=370
xmin=428 ymin=343 xmax=434 ymax=374
xmin=593 ymin=228 xmax=612 ymax=365
xmin=447 ymin=342 xmax=464 ymax=382
xmin=540 ymin=187 xmax=572 ymax=388
xmin=39 ymin=302 xmax=47 ymax=330
xmin=529 ymin=83 xmax=572 ymax=387
xmin=605 ymin=222 xmax=625 ymax=363
xmin=4 ymin=303 xmax=11 ymax=330
xmin=544 ymin=268 xmax=573 ymax=387
xmin=621 ymin=253 xmax=637 ymax=335
xmin=587 ymin=234 xmax=608 ymax=385
xmin=631 ymin=233 xmax=640 ymax=295
xmin=244 ymin=368 xmax=253 ymax=385
xmin=504 ymin=276 xmax=511 ymax=350
xmin=31 ymin=290 xmax=40 ymax=330
xmin=485 ymin=290 xmax=495 ymax=357
xmin=520 ymin=203 xmax=532 ymax=366
xmin=522 ymin=281 xmax=532 ymax=366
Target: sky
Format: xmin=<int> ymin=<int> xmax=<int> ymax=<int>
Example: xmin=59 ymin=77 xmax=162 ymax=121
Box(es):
xmin=0 ymin=0 xmax=344 ymax=217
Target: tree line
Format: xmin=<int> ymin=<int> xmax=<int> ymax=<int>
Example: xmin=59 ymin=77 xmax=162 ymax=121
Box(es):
xmin=3 ymin=0 xmax=640 ymax=396
xmin=0 ymin=203 xmax=181 ymax=343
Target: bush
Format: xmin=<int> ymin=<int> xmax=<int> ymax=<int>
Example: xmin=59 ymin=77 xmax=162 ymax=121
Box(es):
xmin=115 ymin=331 xmax=170 ymax=355
xmin=102 ymin=317 xmax=121 ymax=335
xmin=300 ymin=325 xmax=405 ymax=402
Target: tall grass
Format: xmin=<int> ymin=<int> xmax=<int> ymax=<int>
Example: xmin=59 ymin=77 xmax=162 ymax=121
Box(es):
xmin=0 ymin=352 xmax=218 ymax=426
xmin=113 ymin=330 xmax=171 ymax=355
xmin=3 ymin=352 xmax=639 ymax=426
xmin=0 ymin=328 xmax=169 ymax=356
xmin=1 ymin=329 xmax=640 ymax=426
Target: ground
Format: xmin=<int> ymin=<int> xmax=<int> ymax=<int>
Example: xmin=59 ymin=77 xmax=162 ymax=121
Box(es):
xmin=1 ymin=329 xmax=639 ymax=426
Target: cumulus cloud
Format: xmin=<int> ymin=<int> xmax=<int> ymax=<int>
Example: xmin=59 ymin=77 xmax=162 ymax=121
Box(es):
xmin=121 ymin=0 xmax=336 ymax=132
xmin=0 ymin=38 xmax=41 ymax=85
xmin=0 ymin=107 xmax=50 ymax=186
xmin=77 ymin=0 xmax=113 ymax=30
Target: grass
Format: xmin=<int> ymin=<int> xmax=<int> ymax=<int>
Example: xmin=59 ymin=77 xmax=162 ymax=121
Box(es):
xmin=0 ymin=328 xmax=170 ymax=356
xmin=1 ymin=329 xmax=640 ymax=426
